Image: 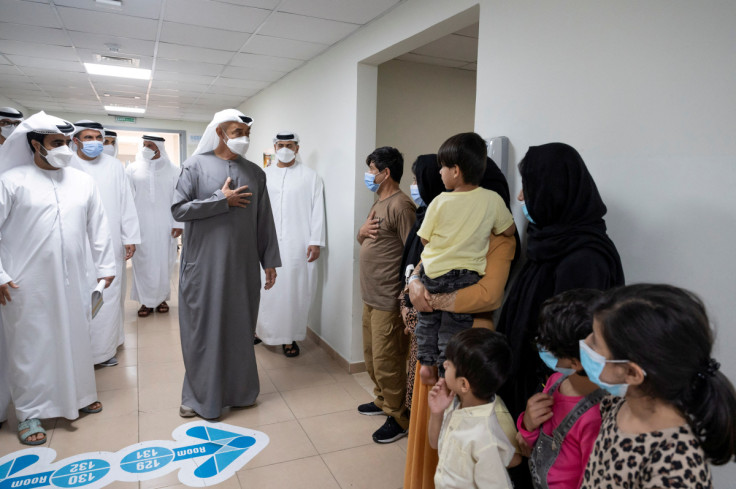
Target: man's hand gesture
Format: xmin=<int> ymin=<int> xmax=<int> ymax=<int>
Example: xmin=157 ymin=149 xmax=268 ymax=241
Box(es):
xmin=358 ymin=210 xmax=379 ymax=242
xmin=222 ymin=177 xmax=252 ymax=208
xmin=0 ymin=281 xmax=18 ymax=305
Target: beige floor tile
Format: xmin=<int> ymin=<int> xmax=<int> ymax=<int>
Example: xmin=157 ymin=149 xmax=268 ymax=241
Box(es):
xmin=257 ymin=368 xmax=277 ymax=395
xmin=95 ymin=387 xmax=139 ymax=420
xmin=124 ymin=321 xmax=138 ymax=334
xmin=337 ymin=379 xmax=375 ymax=403
xmin=50 ymin=414 xmax=138 ymax=459
xmin=242 ymin=419 xmax=317 ymax=469
xmin=137 ymin=346 xmax=184 ymax=366
xmin=139 ymin=471 xmax=181 ymax=489
xmin=219 ymin=392 xmax=295 ymax=428
xmin=281 ymin=383 xmax=365 ymax=419
xmin=95 ymin=365 xmax=139 ymax=392
xmin=321 ymin=358 xmax=355 ymax=383
xmin=103 ymin=482 xmax=140 ymax=489
xmin=322 ymin=443 xmax=406 ymax=489
xmin=138 ymin=362 xmax=185 ymax=389
xmin=237 ymin=456 xmax=340 ymax=489
xmin=124 ymin=332 xmax=138 ymax=349
xmin=116 ymin=348 xmax=138 ymax=367
xmin=395 ymin=434 xmax=409 ymax=453
xmin=0 ymin=416 xmax=56 ymax=455
xmin=266 ymin=363 xmax=337 ymax=392
xmin=298 ymin=409 xmax=384 ymax=454
xmin=138 ymin=409 xmax=192 ymax=442
xmin=137 ymin=328 xmax=181 ymax=349
xmin=254 ymin=341 xmax=328 ymax=371
xmin=139 ymin=381 xmax=182 ymax=414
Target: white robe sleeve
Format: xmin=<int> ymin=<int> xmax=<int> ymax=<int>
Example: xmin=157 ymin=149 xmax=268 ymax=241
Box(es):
xmin=87 ymin=184 xmax=117 ymax=278
xmin=0 ymin=180 xmax=14 ymax=284
xmin=309 ymin=174 xmax=325 ymax=247
xmin=120 ymin=172 xmax=141 ymax=245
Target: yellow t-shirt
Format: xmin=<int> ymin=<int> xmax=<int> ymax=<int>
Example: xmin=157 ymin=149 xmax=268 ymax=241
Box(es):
xmin=417 ymin=187 xmax=514 ymax=279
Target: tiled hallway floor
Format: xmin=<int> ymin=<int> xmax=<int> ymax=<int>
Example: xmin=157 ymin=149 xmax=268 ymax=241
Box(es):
xmin=0 ymin=268 xmax=407 ymax=489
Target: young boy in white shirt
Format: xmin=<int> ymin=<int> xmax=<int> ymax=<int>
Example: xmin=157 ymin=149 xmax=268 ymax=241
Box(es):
xmin=416 ymin=132 xmax=515 ymax=385
xmin=428 ymin=328 xmax=515 ymax=489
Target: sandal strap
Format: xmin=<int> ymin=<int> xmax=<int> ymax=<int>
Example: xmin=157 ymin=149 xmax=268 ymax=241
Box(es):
xmin=18 ymin=419 xmax=45 ymax=441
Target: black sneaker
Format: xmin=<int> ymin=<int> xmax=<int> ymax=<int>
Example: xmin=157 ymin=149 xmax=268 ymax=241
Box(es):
xmin=372 ymin=416 xmax=408 ymax=444
xmin=357 ymin=402 xmax=386 ymax=416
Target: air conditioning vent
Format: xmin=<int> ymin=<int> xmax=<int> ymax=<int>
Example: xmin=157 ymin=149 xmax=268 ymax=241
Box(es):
xmin=93 ymin=54 xmax=140 ymax=67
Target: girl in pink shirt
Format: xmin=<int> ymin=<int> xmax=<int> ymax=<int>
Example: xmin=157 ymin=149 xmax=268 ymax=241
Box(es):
xmin=516 ymin=289 xmax=605 ymax=489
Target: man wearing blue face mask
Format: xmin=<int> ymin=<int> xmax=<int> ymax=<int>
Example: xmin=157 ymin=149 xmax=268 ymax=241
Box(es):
xmin=357 ymin=146 xmax=416 ymax=443
xmin=70 ymin=120 xmax=141 ymax=368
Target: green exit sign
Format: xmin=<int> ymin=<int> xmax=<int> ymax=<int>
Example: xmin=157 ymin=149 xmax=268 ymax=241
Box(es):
xmin=115 ymin=116 xmax=137 ymax=123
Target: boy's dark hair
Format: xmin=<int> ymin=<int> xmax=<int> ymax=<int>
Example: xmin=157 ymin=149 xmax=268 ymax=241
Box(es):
xmin=536 ymin=289 xmax=602 ymax=360
xmin=437 ymin=132 xmax=487 ymax=186
xmin=445 ymin=328 xmax=512 ymax=402
xmin=366 ymin=146 xmax=404 ymax=183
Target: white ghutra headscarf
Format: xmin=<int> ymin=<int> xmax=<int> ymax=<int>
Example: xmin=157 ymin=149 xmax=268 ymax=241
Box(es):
xmin=193 ymin=108 xmax=253 ymax=156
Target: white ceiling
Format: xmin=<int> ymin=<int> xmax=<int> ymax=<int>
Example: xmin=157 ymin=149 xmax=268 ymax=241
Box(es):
xmin=0 ymin=0 xmax=403 ymax=121
xmin=395 ymin=22 xmax=478 ymax=71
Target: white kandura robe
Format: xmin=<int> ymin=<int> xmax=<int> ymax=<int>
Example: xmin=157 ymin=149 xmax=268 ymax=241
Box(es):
xmin=71 ymin=153 xmax=140 ymax=364
xmin=0 ymin=164 xmax=116 ymax=421
xmin=256 ymin=161 xmax=325 ymax=344
xmin=126 ymin=159 xmax=182 ymax=307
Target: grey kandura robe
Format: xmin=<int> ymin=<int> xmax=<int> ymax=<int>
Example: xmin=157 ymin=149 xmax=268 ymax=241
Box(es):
xmin=172 ymin=151 xmax=281 ymax=419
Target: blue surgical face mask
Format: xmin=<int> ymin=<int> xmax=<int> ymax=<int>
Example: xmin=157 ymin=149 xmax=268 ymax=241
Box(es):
xmin=364 ymin=172 xmax=380 ymax=192
xmin=410 ymin=184 xmax=425 ymax=207
xmin=81 ymin=140 xmax=104 ymax=158
xmin=538 ymin=348 xmax=577 ymax=376
xmin=522 ymin=202 xmax=536 ymax=224
xmin=579 ymin=340 xmax=639 ymax=397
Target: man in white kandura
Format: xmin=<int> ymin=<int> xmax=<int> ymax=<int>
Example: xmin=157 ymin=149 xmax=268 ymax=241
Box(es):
xmin=0 ymin=107 xmax=23 ymax=146
xmin=0 ymin=112 xmax=116 ymax=445
xmin=70 ymin=120 xmax=140 ymax=367
xmin=256 ymin=132 xmax=325 ymax=357
xmin=103 ymin=129 xmax=118 ymax=158
xmin=126 ymin=135 xmax=183 ymax=318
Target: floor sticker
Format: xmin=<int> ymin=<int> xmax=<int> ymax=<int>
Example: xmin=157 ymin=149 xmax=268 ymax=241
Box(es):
xmin=0 ymin=421 xmax=269 ymax=489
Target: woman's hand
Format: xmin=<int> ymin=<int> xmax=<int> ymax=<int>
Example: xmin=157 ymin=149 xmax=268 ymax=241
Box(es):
xmin=408 ymin=278 xmax=433 ymax=312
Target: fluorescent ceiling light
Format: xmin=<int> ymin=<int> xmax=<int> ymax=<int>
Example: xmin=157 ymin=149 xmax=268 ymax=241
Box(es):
xmin=85 ymin=63 xmax=151 ymax=80
xmin=105 ymin=105 xmax=145 ymax=114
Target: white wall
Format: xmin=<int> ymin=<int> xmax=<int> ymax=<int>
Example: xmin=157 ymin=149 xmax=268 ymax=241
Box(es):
xmin=22 ymin=110 xmax=207 ymax=158
xmin=376 ymin=59 xmax=476 ymax=194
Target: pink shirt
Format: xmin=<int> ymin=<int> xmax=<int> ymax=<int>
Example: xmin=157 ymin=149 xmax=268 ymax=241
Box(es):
xmin=516 ymin=373 xmax=602 ymax=489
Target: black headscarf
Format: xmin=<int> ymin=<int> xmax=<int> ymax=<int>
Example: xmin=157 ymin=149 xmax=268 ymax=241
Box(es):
xmin=497 ymin=142 xmax=625 ymax=418
xmin=399 ymin=155 xmax=444 ymax=289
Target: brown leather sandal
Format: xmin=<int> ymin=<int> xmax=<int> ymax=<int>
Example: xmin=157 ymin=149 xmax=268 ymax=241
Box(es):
xmin=156 ymin=301 xmax=169 ymax=313
xmin=138 ymin=305 xmax=154 ymax=317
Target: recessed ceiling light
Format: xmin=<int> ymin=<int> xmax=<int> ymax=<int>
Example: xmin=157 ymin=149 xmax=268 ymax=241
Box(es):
xmin=105 ymin=105 xmax=145 ymax=114
xmin=96 ymin=0 xmax=122 ymax=6
xmin=85 ymin=63 xmax=150 ymax=80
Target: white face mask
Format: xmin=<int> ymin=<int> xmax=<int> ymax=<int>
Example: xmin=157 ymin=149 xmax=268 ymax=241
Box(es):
xmin=225 ymin=135 xmax=249 ymax=157
xmin=141 ymin=147 xmax=157 ymax=161
xmin=102 ymin=144 xmax=117 ymax=157
xmin=1 ymin=125 xmax=16 ymax=139
xmin=275 ymin=147 xmax=296 ymax=163
xmin=41 ymin=144 xmax=73 ymax=168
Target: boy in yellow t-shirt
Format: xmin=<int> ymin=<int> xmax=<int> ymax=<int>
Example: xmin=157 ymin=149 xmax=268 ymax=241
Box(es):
xmin=416 ymin=132 xmax=515 ymax=385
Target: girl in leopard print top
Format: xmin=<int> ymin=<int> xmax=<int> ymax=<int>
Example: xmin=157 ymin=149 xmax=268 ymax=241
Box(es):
xmin=579 ymin=284 xmax=736 ymax=488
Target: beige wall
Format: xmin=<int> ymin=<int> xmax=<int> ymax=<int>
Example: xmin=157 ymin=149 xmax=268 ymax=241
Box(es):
xmin=376 ymin=59 xmax=476 ymax=194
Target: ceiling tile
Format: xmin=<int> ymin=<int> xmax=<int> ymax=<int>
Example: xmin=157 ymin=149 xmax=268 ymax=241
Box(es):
xmin=454 ymin=22 xmax=479 ymax=39
xmin=67 ymin=31 xmax=156 ymax=58
xmin=160 ymin=21 xmax=251 ymax=50
xmin=1 ymin=0 xmax=61 ymax=28
xmin=164 ymin=0 xmax=270 ymax=32
xmin=6 ymin=55 xmax=83 ymax=72
xmin=76 ymin=48 xmax=154 ymax=69
xmin=0 ymin=22 xmax=69 ymax=46
xmin=259 ymin=12 xmax=359 ymax=45
xmin=213 ymin=0 xmax=279 ymax=9
xmin=220 ymin=65 xmax=286 ymax=82
xmin=0 ymin=65 xmax=24 ymax=75
xmin=57 ymin=7 xmax=159 ymax=41
xmin=53 ymin=0 xmax=164 ymax=19
xmin=207 ymin=83 xmax=259 ymax=96
xmin=395 ymin=53 xmax=467 ymax=69
xmin=157 ymin=43 xmax=233 ymax=64
xmin=0 ymin=40 xmax=78 ymax=60
xmin=242 ymin=34 xmax=326 ymax=60
xmin=156 ymin=59 xmax=224 ymax=76
xmin=23 ymin=68 xmax=87 ymax=80
xmin=411 ymin=34 xmax=477 ymax=63
xmin=213 ymin=77 xmax=268 ymax=90
xmin=228 ymin=52 xmax=303 ymax=71
xmin=278 ymin=0 xmax=400 ymax=24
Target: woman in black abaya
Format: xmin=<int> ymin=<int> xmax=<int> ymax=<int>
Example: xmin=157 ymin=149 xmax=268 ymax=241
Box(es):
xmin=497 ymin=142 xmax=625 ymax=420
